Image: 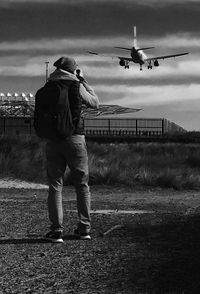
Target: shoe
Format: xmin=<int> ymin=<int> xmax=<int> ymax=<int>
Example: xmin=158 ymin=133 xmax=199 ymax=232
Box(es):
xmin=74 ymin=228 xmax=91 ymax=240
xmin=45 ymin=231 xmax=63 ymax=243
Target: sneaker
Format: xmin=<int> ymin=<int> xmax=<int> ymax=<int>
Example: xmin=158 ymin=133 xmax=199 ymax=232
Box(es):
xmin=45 ymin=231 xmax=63 ymax=243
xmin=74 ymin=228 xmax=91 ymax=240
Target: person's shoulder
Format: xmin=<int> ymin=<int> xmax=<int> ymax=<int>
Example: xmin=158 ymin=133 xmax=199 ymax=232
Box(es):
xmin=56 ymin=79 xmax=79 ymax=88
xmin=70 ymin=80 xmax=80 ymax=88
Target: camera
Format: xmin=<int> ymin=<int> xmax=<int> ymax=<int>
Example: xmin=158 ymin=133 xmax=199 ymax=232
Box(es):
xmin=76 ymin=69 xmax=85 ymax=82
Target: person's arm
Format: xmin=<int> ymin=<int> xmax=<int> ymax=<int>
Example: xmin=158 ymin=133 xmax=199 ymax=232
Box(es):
xmin=76 ymin=69 xmax=99 ymax=109
xmin=79 ymin=81 xmax=99 ymax=109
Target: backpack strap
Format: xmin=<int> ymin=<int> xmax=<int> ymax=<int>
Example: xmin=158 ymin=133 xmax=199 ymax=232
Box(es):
xmin=53 ymin=82 xmax=68 ymax=105
xmin=54 ymin=80 xmax=79 ymax=105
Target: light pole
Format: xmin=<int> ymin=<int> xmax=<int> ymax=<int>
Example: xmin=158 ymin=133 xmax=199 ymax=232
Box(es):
xmin=45 ymin=61 xmax=49 ymax=82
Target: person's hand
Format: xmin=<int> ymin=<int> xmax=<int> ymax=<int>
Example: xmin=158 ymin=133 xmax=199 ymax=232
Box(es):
xmin=76 ymin=69 xmax=86 ymax=83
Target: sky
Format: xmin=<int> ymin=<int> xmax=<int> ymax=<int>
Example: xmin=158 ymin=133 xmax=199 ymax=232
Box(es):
xmin=0 ymin=0 xmax=199 ymax=131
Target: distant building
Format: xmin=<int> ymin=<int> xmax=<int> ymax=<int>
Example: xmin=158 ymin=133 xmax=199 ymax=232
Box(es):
xmin=0 ymin=92 xmax=186 ymax=137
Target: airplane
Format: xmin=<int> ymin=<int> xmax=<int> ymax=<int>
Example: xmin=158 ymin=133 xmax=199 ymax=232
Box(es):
xmin=88 ymin=26 xmax=189 ymax=71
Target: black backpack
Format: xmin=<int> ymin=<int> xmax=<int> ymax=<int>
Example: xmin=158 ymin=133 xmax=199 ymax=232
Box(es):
xmin=34 ymin=81 xmax=74 ymax=140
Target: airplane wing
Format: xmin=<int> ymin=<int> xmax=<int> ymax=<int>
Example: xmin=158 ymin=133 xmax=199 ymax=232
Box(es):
xmin=87 ymin=51 xmax=133 ymax=62
xmin=145 ymin=52 xmax=189 ymax=61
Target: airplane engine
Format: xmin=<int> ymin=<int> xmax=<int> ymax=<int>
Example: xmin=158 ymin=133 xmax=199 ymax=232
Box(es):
xmin=119 ymin=59 xmax=125 ymax=66
xmin=154 ymin=60 xmax=159 ymax=67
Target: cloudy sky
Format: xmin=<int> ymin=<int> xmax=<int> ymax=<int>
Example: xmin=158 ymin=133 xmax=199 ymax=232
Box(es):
xmin=0 ymin=0 xmax=199 ymax=131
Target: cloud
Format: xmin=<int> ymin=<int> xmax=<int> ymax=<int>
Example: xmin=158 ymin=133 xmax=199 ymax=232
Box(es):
xmin=129 ymin=0 xmax=200 ymax=6
xmin=2 ymin=0 xmax=199 ymax=3
xmin=0 ymin=33 xmax=197 ymax=56
xmin=0 ymin=64 xmax=44 ymax=77
xmin=0 ymin=47 xmax=197 ymax=88
xmin=0 ymin=37 xmax=128 ymax=52
xmin=144 ymin=34 xmax=199 ymax=50
xmin=0 ymin=55 xmax=46 ymax=76
xmin=79 ymin=59 xmax=200 ymax=81
xmin=1 ymin=53 xmax=197 ymax=110
xmin=94 ymin=84 xmax=200 ymax=108
xmin=0 ymin=0 xmax=65 ymax=4
xmin=0 ymin=53 xmax=197 ymax=80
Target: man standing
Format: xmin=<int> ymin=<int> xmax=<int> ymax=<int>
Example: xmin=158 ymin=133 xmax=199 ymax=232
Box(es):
xmin=44 ymin=56 xmax=99 ymax=243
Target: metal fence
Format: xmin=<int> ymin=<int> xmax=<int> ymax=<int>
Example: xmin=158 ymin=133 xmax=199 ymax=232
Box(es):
xmin=84 ymin=118 xmax=165 ymax=136
xmin=0 ymin=116 xmax=185 ymax=137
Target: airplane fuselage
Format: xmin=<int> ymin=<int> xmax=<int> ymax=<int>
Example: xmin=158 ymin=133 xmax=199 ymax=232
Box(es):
xmin=131 ymin=47 xmax=145 ymax=65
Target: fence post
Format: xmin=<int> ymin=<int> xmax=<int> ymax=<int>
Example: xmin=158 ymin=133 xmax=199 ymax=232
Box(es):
xmin=108 ymin=119 xmax=110 ymax=134
xmin=136 ymin=119 xmax=138 ymax=136
xmin=162 ymin=119 xmax=164 ymax=136
xmin=29 ymin=119 xmax=32 ymax=136
xmin=4 ymin=117 xmax=6 ymax=134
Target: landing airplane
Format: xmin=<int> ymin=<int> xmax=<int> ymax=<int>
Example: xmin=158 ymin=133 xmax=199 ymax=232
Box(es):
xmin=88 ymin=26 xmax=189 ymax=71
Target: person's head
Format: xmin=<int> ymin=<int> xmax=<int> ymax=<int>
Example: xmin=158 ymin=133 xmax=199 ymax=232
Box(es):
xmin=53 ymin=56 xmax=78 ymax=74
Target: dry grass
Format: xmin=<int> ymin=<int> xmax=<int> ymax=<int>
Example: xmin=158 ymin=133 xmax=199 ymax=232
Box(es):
xmin=1 ymin=135 xmax=200 ymax=190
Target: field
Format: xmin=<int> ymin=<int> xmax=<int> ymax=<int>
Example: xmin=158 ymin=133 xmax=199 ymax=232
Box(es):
xmin=1 ymin=184 xmax=200 ymax=293
xmin=1 ymin=137 xmax=200 ymax=293
xmin=1 ymin=136 xmax=200 ymax=189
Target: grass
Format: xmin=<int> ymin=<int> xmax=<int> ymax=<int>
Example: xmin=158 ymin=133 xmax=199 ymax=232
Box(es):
xmin=1 ymin=135 xmax=200 ymax=189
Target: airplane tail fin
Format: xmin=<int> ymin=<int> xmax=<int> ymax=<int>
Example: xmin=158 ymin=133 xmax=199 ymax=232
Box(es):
xmin=133 ymin=25 xmax=137 ymax=47
xmin=133 ymin=26 xmax=154 ymax=51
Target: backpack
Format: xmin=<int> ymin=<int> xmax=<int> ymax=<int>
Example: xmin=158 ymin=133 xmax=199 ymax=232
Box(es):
xmin=34 ymin=81 xmax=74 ymax=140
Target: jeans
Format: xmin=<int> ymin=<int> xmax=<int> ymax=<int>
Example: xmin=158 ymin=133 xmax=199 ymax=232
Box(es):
xmin=46 ymin=135 xmax=91 ymax=234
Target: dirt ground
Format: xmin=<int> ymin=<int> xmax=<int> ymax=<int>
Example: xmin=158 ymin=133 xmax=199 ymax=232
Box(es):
xmin=1 ymin=179 xmax=200 ymax=293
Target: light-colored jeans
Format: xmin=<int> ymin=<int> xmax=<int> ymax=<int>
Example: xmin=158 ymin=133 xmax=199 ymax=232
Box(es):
xmin=45 ymin=135 xmax=91 ymax=234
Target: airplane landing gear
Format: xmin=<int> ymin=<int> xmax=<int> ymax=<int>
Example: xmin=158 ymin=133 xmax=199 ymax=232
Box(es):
xmin=124 ymin=60 xmax=129 ymax=69
xmin=147 ymin=62 xmax=152 ymax=69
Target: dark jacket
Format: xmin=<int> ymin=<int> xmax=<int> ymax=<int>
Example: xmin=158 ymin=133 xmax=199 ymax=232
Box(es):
xmin=58 ymin=79 xmax=84 ymax=135
xmin=48 ymin=69 xmax=99 ymax=136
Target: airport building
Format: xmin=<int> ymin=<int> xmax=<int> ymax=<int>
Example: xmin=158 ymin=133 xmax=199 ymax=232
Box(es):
xmin=0 ymin=92 xmax=186 ymax=137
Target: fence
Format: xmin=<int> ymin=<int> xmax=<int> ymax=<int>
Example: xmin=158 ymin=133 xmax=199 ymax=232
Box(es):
xmin=0 ymin=116 xmax=186 ymax=138
xmin=84 ymin=118 xmax=165 ymax=136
